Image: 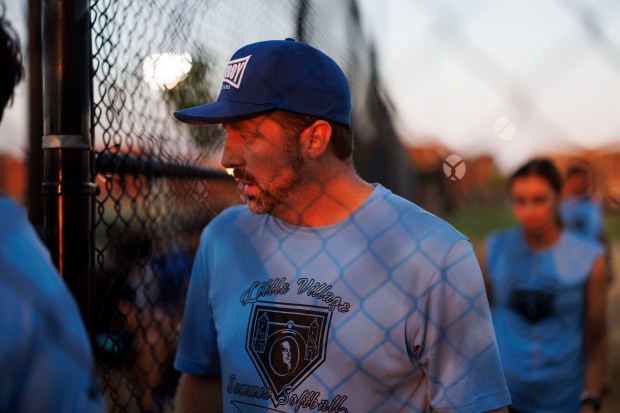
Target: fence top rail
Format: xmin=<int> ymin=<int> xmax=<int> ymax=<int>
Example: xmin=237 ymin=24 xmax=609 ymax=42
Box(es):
xmin=94 ymin=151 xmax=231 ymax=180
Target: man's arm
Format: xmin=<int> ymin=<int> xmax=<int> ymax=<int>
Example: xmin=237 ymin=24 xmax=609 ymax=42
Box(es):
xmin=485 ymin=408 xmax=508 ymax=413
xmin=175 ymin=373 xmax=222 ymax=413
xmin=420 ymin=239 xmax=511 ymax=411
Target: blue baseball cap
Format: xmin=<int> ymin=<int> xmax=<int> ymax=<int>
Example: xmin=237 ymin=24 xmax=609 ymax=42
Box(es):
xmin=173 ymin=38 xmax=352 ymax=126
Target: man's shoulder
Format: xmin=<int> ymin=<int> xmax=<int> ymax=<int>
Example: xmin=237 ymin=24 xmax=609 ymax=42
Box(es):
xmin=209 ymin=204 xmax=249 ymax=225
xmin=385 ymin=191 xmax=467 ymax=239
xmin=201 ymin=204 xmax=259 ymax=240
xmin=377 ymin=189 xmax=469 ymax=253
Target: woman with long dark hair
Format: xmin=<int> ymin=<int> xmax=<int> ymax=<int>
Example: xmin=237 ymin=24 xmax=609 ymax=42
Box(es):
xmin=481 ymin=159 xmax=607 ymax=413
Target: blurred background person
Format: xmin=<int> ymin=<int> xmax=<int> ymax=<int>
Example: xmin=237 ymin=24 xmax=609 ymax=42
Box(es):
xmin=561 ymin=162 xmax=604 ymax=241
xmin=0 ymin=5 xmax=104 ymax=412
xmin=480 ymin=159 xmax=607 ymax=413
xmin=561 ymin=161 xmax=614 ymax=285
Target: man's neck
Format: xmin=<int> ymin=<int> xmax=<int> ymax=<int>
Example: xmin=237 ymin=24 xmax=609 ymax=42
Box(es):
xmin=271 ymin=168 xmax=374 ymax=227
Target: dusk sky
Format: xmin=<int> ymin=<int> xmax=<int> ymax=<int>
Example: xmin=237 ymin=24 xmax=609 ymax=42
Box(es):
xmin=359 ymin=0 xmax=620 ymax=171
xmin=2 ymin=0 xmax=619 ymax=173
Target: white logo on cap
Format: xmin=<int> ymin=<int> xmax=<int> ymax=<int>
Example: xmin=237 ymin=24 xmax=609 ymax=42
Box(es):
xmin=223 ymin=55 xmax=251 ymax=89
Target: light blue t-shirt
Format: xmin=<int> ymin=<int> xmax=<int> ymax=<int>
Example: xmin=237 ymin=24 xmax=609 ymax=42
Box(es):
xmin=486 ymin=227 xmax=602 ymax=413
xmin=560 ymin=195 xmax=603 ymax=241
xmin=176 ymin=185 xmax=510 ymax=412
xmin=0 ymin=197 xmax=104 ymax=413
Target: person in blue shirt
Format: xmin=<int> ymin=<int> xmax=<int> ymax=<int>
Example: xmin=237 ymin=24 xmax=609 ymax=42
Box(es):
xmin=481 ymin=159 xmax=607 ymax=413
xmin=0 ymin=7 xmax=104 ymax=412
xmin=561 ymin=163 xmax=604 ymax=241
xmin=171 ymin=38 xmax=511 ymax=413
xmin=560 ymin=162 xmax=614 ymax=285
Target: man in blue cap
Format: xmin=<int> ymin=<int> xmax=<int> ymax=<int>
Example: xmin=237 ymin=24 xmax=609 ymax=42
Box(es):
xmin=173 ymin=38 xmax=510 ymax=413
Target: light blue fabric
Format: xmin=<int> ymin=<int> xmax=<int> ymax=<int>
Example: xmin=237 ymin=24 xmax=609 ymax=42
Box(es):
xmin=560 ymin=195 xmax=604 ymax=241
xmin=486 ymin=227 xmax=602 ymax=413
xmin=176 ymin=185 xmax=510 ymax=412
xmin=0 ymin=197 xmax=104 ymax=413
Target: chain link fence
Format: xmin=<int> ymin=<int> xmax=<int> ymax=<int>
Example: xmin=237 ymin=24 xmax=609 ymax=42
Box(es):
xmin=32 ymin=0 xmax=620 ymax=411
xmin=88 ymin=1 xmax=398 ymax=411
xmin=83 ymin=1 xmax=620 ymax=411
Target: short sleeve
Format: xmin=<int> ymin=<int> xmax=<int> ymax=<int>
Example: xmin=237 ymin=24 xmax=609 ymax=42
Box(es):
xmin=416 ymin=239 xmax=511 ymax=412
xmin=174 ymin=229 xmax=221 ymax=376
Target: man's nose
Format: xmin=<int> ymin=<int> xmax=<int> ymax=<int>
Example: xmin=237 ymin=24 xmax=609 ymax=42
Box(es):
xmin=221 ymin=133 xmax=242 ymax=169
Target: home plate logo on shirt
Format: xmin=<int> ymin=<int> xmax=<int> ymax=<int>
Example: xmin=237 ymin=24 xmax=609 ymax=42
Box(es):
xmin=246 ymin=302 xmax=332 ymax=406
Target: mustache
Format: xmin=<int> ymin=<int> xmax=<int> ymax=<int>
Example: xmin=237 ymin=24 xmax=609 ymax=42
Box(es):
xmin=232 ymin=169 xmax=256 ymax=183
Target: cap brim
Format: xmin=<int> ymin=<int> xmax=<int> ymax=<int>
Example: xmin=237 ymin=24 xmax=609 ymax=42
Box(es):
xmin=173 ymin=101 xmax=277 ymax=125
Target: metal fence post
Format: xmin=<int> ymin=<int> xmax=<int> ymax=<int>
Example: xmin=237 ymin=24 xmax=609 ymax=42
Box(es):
xmin=42 ymin=0 xmax=96 ymax=332
xmin=27 ymin=0 xmax=44 ymax=233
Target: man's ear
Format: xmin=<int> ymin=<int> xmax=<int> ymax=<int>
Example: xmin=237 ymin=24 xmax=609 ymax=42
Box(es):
xmin=300 ymin=120 xmax=332 ymax=159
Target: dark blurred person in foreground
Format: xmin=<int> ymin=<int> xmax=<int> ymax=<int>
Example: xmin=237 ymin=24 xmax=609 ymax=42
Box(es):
xmin=0 ymin=6 xmax=104 ymax=412
xmin=481 ymin=159 xmax=607 ymax=413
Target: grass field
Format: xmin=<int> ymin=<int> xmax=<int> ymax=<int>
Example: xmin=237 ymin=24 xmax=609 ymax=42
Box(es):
xmin=443 ymin=204 xmax=516 ymax=246
xmin=444 ymin=203 xmax=620 ymax=246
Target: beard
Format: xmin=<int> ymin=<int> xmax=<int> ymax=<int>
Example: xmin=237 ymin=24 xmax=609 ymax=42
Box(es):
xmin=234 ymin=138 xmax=305 ymax=215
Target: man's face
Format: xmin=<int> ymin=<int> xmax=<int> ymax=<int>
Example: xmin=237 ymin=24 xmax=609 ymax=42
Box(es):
xmin=222 ymin=114 xmax=305 ymax=215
